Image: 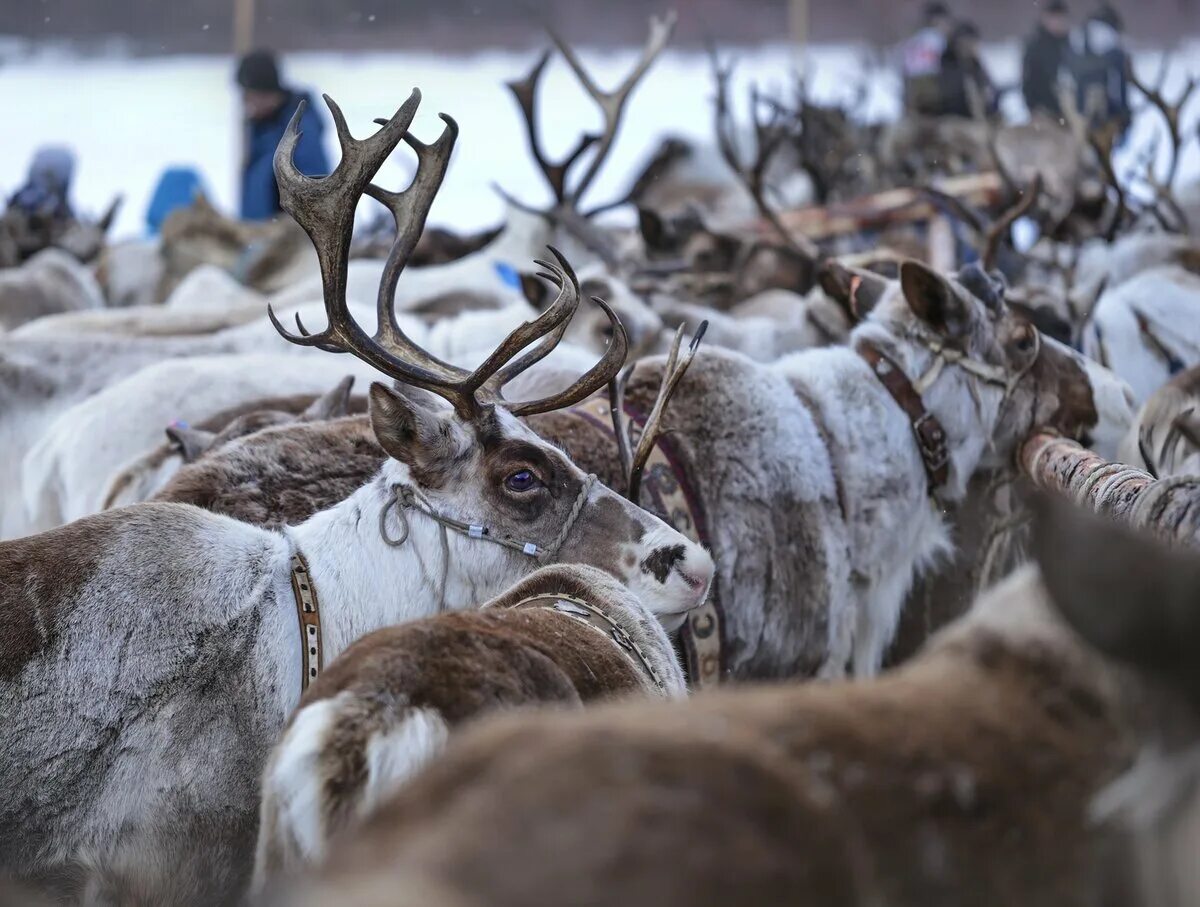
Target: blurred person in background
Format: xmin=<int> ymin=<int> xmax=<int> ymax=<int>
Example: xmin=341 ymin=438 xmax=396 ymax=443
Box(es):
xmin=900 ymin=2 xmax=954 ymax=115
xmin=8 ymin=146 xmax=75 ymax=223
xmin=1070 ymin=4 xmax=1130 ymax=138
xmin=1022 ymin=0 xmax=1073 ymax=119
xmin=145 ymin=166 xmax=207 ymax=235
xmin=938 ymin=21 xmax=998 ymax=119
xmin=236 ymin=49 xmax=330 ymax=221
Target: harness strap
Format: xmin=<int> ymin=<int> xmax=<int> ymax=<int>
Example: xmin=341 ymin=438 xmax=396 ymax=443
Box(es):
xmin=289 ymin=553 xmax=323 ymax=693
xmin=857 ymin=341 xmax=951 ymax=491
xmin=502 ymin=591 xmax=666 ymax=692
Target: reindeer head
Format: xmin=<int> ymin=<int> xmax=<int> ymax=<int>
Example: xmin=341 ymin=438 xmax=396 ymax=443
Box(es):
xmin=862 ymin=261 xmax=1134 ymax=488
xmin=272 ymin=89 xmax=713 ymax=626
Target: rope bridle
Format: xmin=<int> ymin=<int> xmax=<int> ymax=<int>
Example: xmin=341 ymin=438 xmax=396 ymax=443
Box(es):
xmin=500 ymin=591 xmax=667 ymax=692
xmin=287 ymin=474 xmax=598 ymax=695
xmin=377 ymin=474 xmax=598 ymax=611
xmin=859 ymin=325 xmax=1042 ymax=496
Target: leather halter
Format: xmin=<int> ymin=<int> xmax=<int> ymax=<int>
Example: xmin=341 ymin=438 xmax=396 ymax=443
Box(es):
xmin=289 ymin=553 xmax=324 ymax=693
xmin=569 ymin=397 xmax=724 ymax=689
xmin=503 ymin=591 xmax=667 ymax=692
xmin=857 ymin=341 xmax=951 ymax=491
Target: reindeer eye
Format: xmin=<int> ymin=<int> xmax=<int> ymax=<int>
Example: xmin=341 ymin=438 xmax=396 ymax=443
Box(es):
xmin=1014 ymin=327 xmax=1037 ymax=353
xmin=505 ymin=469 xmax=539 ymax=493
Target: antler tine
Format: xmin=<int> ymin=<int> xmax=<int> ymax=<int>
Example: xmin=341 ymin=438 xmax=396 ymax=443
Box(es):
xmin=271 ymin=89 xmax=420 ymax=354
xmin=274 ymin=91 xmax=506 ymax=416
xmin=1128 ymin=63 xmax=1197 ymax=196
xmin=505 ymin=50 xmax=601 ymax=204
xmin=549 ymin=11 xmax=677 ymax=205
xmin=628 ymin=321 xmax=707 ymax=504
xmin=708 ymin=43 xmax=819 ymax=259
xmin=982 ymin=175 xmax=1042 ymax=271
xmin=364 ymin=113 xmax=464 ymax=377
xmin=488 ymin=264 xmax=573 ymax=388
xmin=1087 ymin=126 xmax=1129 ymax=243
xmin=608 ymin=363 xmax=636 ymax=494
xmin=507 ymin=297 xmax=630 ymax=417
xmin=465 ymin=246 xmax=582 ymax=399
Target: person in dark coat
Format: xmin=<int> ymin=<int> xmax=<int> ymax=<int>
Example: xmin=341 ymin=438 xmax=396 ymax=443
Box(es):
xmin=1070 ymin=5 xmax=1130 ymax=137
xmin=900 ymin=2 xmax=955 ymax=115
xmin=1022 ymin=0 xmax=1072 ymax=118
xmin=938 ymin=22 xmax=998 ymax=119
xmin=236 ymin=49 xmax=330 ymax=221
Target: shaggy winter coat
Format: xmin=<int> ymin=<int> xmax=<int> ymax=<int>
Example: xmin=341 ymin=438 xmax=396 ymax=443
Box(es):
xmin=254 ymin=564 xmax=685 ymax=882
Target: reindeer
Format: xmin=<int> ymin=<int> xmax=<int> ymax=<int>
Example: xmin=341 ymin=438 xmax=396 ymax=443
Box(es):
xmin=0 ymin=248 xmax=105 ymax=333
xmin=279 ymin=496 xmax=1200 ymax=907
xmin=0 ymin=90 xmax=713 ymax=905
xmin=151 ymin=256 xmax=1132 ymax=681
xmin=1081 ymin=265 xmax=1200 ymax=404
xmin=1119 ymin=363 xmax=1200 ymax=479
xmin=253 ymin=563 xmax=685 ymax=884
xmin=100 ymin=378 xmax=362 ymax=512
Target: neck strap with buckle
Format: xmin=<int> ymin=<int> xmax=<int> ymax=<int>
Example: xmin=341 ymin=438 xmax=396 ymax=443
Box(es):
xmin=857 ymin=341 xmax=951 ymax=492
xmin=503 ymin=591 xmax=666 ymax=692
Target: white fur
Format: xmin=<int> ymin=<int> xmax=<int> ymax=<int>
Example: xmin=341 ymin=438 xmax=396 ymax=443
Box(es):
xmin=360 ymin=709 xmax=450 ymax=815
xmin=263 ymin=697 xmax=346 ymax=870
xmin=0 ymin=248 xmax=104 ymax=333
xmin=17 ymin=354 xmax=381 ymax=534
xmin=1082 ymin=266 xmax=1200 ymax=405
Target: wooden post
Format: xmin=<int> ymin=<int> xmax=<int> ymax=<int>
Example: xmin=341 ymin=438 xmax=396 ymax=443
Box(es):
xmin=233 ymin=0 xmax=256 ymax=54
xmin=789 ymin=0 xmax=808 ymax=69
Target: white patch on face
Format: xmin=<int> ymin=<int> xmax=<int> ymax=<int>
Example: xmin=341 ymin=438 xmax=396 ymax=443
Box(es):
xmin=620 ymin=520 xmax=715 ymax=628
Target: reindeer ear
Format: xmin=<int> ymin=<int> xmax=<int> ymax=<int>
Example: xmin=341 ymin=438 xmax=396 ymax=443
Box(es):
xmin=1032 ymin=493 xmax=1200 ymax=701
xmin=302 ymin=375 xmax=355 ymax=421
xmin=97 ymin=195 xmax=123 ymax=233
xmin=165 ymin=426 xmax=217 ymax=462
xmin=369 ymin=382 xmax=456 ymax=475
xmin=900 ymin=260 xmax=970 ymax=338
xmin=818 ymin=261 xmax=890 ymax=322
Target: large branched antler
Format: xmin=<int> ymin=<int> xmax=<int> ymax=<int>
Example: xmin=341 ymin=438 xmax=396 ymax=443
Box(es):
xmin=708 ymin=45 xmax=819 ymax=259
xmin=1128 ymin=60 xmax=1196 ymax=232
xmin=609 ymin=322 xmax=707 ymax=504
xmin=271 ymin=90 xmax=628 ymax=420
xmin=504 ymin=13 xmax=675 ymax=216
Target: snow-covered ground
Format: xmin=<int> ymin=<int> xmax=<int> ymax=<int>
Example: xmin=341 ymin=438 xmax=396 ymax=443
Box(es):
xmin=1 ymin=40 xmax=1197 ymax=239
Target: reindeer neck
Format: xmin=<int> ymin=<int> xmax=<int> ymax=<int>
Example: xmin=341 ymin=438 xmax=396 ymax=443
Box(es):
xmin=285 ymin=468 xmax=449 ymax=659
xmin=853 ymin=321 xmax=997 ymax=502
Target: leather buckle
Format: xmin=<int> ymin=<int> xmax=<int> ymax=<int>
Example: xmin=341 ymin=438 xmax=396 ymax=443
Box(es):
xmin=913 ymin=413 xmax=949 ymax=473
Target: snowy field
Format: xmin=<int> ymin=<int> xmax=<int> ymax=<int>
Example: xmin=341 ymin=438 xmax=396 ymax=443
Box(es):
xmin=2 ymin=39 xmax=1198 ymax=239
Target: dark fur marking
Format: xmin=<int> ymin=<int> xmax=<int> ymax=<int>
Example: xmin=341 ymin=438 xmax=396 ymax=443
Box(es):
xmin=640 ymin=545 xmax=686 ymax=584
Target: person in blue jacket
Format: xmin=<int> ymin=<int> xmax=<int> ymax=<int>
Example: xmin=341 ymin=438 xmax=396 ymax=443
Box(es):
xmin=235 ymin=49 xmax=330 ymax=221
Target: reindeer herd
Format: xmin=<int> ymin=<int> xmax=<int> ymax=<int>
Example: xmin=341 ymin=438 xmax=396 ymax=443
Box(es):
xmin=4 ymin=14 xmax=1200 ymax=907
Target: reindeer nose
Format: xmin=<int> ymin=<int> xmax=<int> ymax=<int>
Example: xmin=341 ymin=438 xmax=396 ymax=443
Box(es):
xmin=675 ymin=558 xmax=714 ymax=602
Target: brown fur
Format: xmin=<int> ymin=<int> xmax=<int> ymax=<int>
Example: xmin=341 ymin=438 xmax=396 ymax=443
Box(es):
xmin=0 ymin=510 xmax=116 ymax=680
xmin=153 ymin=417 xmax=386 ymax=530
xmin=292 ymin=573 xmax=1135 ymax=907
xmin=255 ymin=565 xmax=680 ymax=883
